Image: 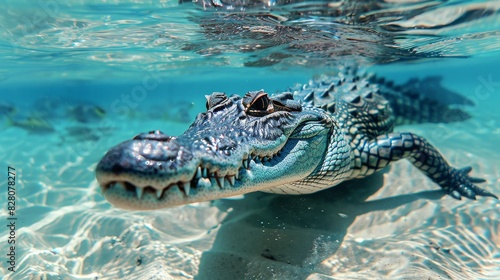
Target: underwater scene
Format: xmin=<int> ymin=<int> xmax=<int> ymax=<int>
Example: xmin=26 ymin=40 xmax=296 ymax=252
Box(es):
xmin=0 ymin=0 xmax=499 ymax=279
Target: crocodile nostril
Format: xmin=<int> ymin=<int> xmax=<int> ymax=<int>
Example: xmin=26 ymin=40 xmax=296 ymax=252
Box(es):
xmin=133 ymin=130 xmax=172 ymax=141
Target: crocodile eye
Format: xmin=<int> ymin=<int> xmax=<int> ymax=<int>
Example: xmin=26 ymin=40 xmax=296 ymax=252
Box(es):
xmin=250 ymin=95 xmax=269 ymax=111
xmin=205 ymin=92 xmax=228 ymax=110
xmin=243 ymin=90 xmax=274 ymax=116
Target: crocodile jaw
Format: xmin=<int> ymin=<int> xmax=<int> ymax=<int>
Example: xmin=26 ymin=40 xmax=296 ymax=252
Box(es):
xmin=97 ymin=131 xmax=330 ymax=210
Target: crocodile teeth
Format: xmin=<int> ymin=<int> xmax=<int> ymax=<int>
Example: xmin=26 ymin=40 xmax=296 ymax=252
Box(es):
xmin=215 ymin=177 xmax=224 ymax=189
xmin=226 ymin=176 xmax=235 ymax=186
xmin=177 ymin=182 xmax=191 ymax=196
xmin=235 ymin=172 xmax=239 ymax=180
xmin=135 ymin=187 xmax=144 ymax=199
xmin=197 ymin=178 xmax=211 ymax=188
xmin=202 ymin=167 xmax=208 ymax=178
xmin=242 ymin=158 xmax=249 ymax=169
xmin=156 ymin=189 xmax=163 ymax=199
xmin=196 ymin=167 xmax=202 ymax=178
xmin=183 ymin=182 xmax=191 ymax=196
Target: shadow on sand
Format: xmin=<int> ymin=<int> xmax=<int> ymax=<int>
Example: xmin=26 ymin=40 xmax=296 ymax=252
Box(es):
xmin=195 ymin=170 xmax=445 ymax=279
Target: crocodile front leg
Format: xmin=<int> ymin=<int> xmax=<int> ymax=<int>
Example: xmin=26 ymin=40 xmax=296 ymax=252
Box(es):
xmin=353 ymin=132 xmax=498 ymax=200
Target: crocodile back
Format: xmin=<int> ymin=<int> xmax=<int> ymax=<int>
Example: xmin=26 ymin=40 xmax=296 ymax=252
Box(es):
xmin=291 ymin=69 xmax=395 ymax=142
xmin=291 ymin=67 xmax=472 ymax=138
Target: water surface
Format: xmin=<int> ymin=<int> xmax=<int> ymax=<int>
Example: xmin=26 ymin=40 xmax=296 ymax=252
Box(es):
xmin=0 ymin=0 xmax=499 ymax=279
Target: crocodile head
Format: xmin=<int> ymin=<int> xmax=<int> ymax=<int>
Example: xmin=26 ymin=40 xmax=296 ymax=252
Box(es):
xmin=96 ymin=90 xmax=334 ymax=210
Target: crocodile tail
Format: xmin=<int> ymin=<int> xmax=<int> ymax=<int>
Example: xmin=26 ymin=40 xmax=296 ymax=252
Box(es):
xmin=370 ymin=75 xmax=472 ymax=125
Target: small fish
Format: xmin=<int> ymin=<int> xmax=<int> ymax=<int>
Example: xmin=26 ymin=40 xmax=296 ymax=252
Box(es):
xmin=6 ymin=116 xmax=55 ymax=134
xmin=68 ymin=104 xmax=106 ymax=123
xmin=61 ymin=125 xmax=115 ymax=142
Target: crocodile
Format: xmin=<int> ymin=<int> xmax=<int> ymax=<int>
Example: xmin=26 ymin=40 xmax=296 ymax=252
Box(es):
xmin=95 ymin=68 xmax=497 ymax=210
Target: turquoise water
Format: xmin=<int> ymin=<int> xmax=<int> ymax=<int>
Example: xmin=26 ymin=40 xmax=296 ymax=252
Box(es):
xmin=1 ymin=0 xmax=500 ymax=279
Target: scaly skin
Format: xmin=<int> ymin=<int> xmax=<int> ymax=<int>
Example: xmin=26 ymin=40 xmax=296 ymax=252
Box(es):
xmin=95 ymin=69 xmax=497 ymax=210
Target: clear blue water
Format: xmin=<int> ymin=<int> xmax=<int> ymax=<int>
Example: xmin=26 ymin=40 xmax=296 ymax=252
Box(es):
xmin=0 ymin=0 xmax=499 ymax=279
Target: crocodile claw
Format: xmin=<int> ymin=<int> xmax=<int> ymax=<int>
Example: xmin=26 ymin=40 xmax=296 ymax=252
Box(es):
xmin=456 ymin=166 xmax=486 ymax=183
xmin=444 ymin=166 xmax=498 ymax=200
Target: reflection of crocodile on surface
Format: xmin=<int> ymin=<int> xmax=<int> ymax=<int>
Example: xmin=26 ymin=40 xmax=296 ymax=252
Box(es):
xmin=95 ymin=67 xmax=497 ymax=210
